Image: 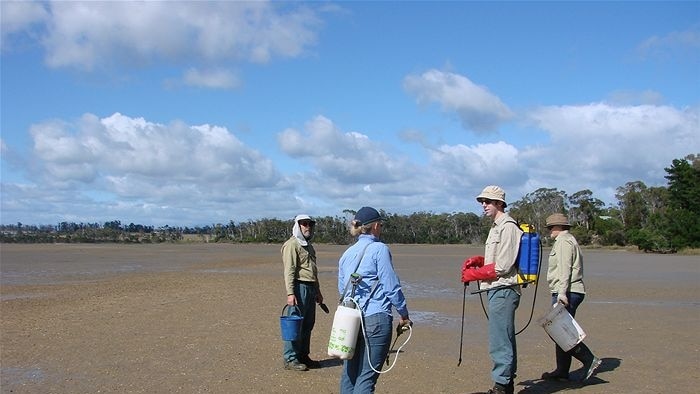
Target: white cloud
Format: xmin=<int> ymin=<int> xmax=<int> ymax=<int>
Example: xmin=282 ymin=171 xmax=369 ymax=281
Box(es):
xmin=3 ymin=1 xmax=321 ymax=70
xmin=4 ymin=103 xmax=698 ymax=226
xmin=403 ymin=69 xmax=514 ymax=132
xmin=29 ymin=112 xmax=284 ymax=190
xmin=526 ymin=102 xmax=700 ymax=194
xmin=278 ymin=115 xmax=414 ymax=184
xmin=429 ymin=141 xmax=527 ymax=194
xmin=0 ymin=1 xmax=49 ymax=49
xmin=3 ymin=112 xmax=308 ymax=225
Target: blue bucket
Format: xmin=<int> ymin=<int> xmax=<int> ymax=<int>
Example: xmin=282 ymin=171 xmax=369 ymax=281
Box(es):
xmin=280 ymin=305 xmax=304 ymax=341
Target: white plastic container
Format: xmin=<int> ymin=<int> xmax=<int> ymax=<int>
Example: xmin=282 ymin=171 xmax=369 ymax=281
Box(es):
xmin=538 ymin=303 xmax=586 ymax=351
xmin=327 ymin=305 xmax=362 ymax=359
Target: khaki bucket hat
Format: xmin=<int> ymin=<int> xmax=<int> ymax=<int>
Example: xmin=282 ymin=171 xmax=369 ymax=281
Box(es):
xmin=546 ymin=213 xmax=570 ymax=228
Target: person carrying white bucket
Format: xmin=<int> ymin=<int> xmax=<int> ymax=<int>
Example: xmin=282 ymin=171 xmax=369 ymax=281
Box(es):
xmin=541 ymin=213 xmax=601 ymax=382
xmin=335 ymin=206 xmax=412 ymax=394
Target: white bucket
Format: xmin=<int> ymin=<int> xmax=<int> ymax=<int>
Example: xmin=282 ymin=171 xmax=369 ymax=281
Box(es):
xmin=538 ymin=303 xmax=586 ymax=351
xmin=327 ymin=305 xmax=362 ymax=360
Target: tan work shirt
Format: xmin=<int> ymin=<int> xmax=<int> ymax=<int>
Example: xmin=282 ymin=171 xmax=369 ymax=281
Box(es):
xmin=481 ymin=213 xmax=523 ymax=292
xmin=547 ymin=230 xmax=586 ymax=295
xmin=281 ymin=236 xmax=318 ymax=296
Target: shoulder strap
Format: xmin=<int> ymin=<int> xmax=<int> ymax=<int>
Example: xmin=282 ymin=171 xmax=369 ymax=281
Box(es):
xmin=504 ymin=218 xmax=526 ymax=280
xmin=338 ymin=242 xmax=373 ymax=304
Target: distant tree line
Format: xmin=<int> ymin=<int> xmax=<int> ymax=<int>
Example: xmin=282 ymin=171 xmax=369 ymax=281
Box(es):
xmin=1 ymin=155 xmax=698 ymax=253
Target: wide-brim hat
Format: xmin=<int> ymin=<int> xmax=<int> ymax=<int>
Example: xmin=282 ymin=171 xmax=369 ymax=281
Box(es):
xmin=476 ymin=185 xmax=507 ymax=207
xmin=546 ymin=213 xmax=570 ymax=228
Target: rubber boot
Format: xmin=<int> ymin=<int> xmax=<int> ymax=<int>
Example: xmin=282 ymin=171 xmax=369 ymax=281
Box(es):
xmin=569 ymin=342 xmax=601 ymax=381
xmin=541 ymin=345 xmax=570 ymax=380
xmin=569 ymin=342 xmax=594 ymax=366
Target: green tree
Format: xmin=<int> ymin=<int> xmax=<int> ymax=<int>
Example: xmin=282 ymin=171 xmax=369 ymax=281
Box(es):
xmin=569 ymin=189 xmax=604 ymax=231
xmin=509 ymin=187 xmax=567 ymax=232
xmin=664 ymin=154 xmax=700 ymax=249
xmin=593 ymin=215 xmax=625 ymax=246
xmin=615 ymin=181 xmax=649 ymax=230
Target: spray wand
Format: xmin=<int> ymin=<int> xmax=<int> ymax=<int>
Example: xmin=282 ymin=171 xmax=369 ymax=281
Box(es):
xmin=386 ymin=321 xmax=411 ymax=365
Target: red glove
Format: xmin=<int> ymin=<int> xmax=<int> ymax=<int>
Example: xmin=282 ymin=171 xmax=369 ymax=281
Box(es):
xmin=462 ymin=255 xmax=485 ymax=270
xmin=461 ymin=263 xmax=497 ymax=283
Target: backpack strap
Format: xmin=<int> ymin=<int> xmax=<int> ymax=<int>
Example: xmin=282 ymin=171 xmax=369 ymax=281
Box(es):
xmin=504 ymin=218 xmax=528 ymax=282
xmin=338 ymin=242 xmax=372 ymax=304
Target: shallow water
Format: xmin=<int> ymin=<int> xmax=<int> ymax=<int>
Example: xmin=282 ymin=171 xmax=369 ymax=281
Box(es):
xmin=0 ymin=243 xmax=275 ymax=286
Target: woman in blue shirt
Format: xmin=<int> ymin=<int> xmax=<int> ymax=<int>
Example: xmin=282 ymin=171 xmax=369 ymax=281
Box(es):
xmin=337 ymin=206 xmax=412 ymax=394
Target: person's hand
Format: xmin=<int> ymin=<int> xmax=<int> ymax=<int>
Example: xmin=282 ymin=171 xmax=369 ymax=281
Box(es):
xmin=398 ymin=317 xmax=412 ymax=334
xmin=286 ymin=294 xmax=297 ymax=306
xmin=462 ymin=264 xmax=497 ymax=283
xmin=461 ymin=256 xmax=486 ymax=283
xmin=462 ymin=255 xmax=485 ymax=270
xmin=557 ymin=293 xmax=568 ymax=306
xmin=316 ymin=291 xmax=324 ymax=304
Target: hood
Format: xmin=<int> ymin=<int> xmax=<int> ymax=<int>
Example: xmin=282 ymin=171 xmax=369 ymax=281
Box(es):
xmin=292 ymin=214 xmax=314 ymax=246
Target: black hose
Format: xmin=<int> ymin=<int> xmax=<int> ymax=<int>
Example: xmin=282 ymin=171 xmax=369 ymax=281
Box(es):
xmin=457 ymin=283 xmax=467 ymax=366
xmin=516 ymin=239 xmax=543 ymax=335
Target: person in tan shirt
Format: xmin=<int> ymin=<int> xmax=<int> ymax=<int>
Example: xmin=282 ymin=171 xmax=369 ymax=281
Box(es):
xmin=541 ymin=213 xmax=601 ymax=382
xmin=281 ymin=214 xmax=323 ymax=371
xmin=462 ymin=186 xmax=522 ymax=394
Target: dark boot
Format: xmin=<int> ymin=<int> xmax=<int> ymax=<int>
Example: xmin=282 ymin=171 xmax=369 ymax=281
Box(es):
xmin=299 ymin=355 xmax=321 ymax=369
xmin=569 ymin=343 xmax=601 ymax=382
xmin=486 ymin=381 xmax=514 ymax=394
xmin=486 ymin=383 xmax=507 ymax=394
xmin=541 ymin=345 xmax=570 ymax=380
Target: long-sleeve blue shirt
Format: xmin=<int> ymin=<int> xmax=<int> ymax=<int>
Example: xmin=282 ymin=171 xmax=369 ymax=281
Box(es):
xmin=337 ymin=234 xmax=409 ymax=319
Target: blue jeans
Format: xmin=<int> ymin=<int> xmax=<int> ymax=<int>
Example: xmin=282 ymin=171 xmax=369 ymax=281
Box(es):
xmin=551 ymin=292 xmax=588 ymax=372
xmin=283 ymin=282 xmax=317 ymax=362
xmin=340 ymin=312 xmax=392 ymax=394
xmin=487 ymin=287 xmax=520 ymax=386
xmin=552 ymin=292 xmax=585 ymax=318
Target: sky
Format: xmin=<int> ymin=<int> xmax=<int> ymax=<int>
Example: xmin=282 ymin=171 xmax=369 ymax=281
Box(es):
xmin=1 ymin=1 xmax=699 ymax=227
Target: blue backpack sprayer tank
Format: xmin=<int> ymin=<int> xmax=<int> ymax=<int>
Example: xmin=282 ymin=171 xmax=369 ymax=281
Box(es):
xmin=516 ymin=223 xmax=540 ymax=288
xmin=457 ymin=222 xmax=542 ymax=366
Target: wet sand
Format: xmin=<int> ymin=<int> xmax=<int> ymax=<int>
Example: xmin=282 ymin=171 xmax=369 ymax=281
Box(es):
xmin=1 ymin=243 xmax=699 ymax=393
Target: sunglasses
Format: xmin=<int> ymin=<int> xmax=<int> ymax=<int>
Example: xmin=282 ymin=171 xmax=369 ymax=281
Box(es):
xmin=299 ymin=221 xmax=314 ymax=227
xmin=478 ymin=198 xmax=496 ymax=205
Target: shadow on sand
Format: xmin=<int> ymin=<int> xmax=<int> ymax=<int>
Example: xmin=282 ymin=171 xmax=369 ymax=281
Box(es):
xmin=515 ymin=357 xmax=621 ymax=393
xmin=464 ymin=357 xmax=621 ymax=394
xmin=317 ymin=357 xmax=344 ymax=369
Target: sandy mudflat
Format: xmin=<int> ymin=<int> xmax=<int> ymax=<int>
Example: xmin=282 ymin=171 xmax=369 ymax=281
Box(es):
xmin=1 ymin=243 xmax=699 ymax=394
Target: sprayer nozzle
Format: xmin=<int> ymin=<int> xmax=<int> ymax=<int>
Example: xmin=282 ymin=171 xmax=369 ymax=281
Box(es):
xmin=396 ymin=323 xmax=410 ymax=336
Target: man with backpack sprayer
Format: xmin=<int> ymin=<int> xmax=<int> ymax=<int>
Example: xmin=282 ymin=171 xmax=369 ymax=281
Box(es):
xmin=462 ymin=186 xmax=523 ymax=394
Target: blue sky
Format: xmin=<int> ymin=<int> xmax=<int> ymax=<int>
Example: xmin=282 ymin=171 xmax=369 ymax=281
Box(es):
xmin=1 ymin=1 xmax=699 ymax=227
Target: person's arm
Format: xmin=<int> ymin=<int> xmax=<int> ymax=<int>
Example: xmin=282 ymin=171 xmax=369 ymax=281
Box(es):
xmin=376 ymin=245 xmax=409 ymax=319
xmin=281 ymin=242 xmax=297 ymax=305
xmin=555 ymin=238 xmax=575 ymax=296
xmin=494 ymin=222 xmax=521 ymax=276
